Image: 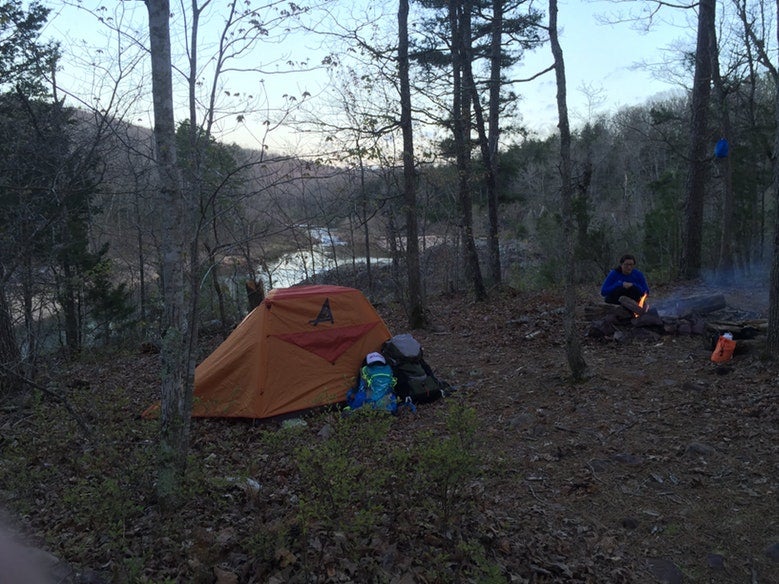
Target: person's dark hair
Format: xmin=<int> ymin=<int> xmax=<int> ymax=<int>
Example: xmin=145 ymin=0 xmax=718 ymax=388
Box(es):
xmin=614 ymin=254 xmax=636 ymax=271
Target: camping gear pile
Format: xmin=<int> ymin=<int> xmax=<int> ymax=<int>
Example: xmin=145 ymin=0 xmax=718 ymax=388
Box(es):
xmin=142 ymin=285 xmax=452 ymax=421
xmin=345 ymin=337 xmax=453 ymax=414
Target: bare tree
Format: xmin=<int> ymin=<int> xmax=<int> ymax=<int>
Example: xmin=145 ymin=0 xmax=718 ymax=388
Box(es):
xmin=680 ymin=0 xmax=716 ymax=279
xmin=548 ymin=0 xmax=587 ymax=380
xmin=726 ymin=0 xmax=779 ymax=352
xmin=485 ymin=0 xmax=504 ymax=285
xmin=293 ymin=3 xmax=431 ymax=322
xmin=769 ymin=107 xmax=779 ymax=353
xmin=451 ymin=0 xmax=487 ymax=301
xmin=467 ymin=0 xmax=542 ymax=287
xmin=146 ymin=0 xmax=193 ymax=509
xmin=399 ymin=0 xmax=427 ymax=327
xmin=710 ymin=12 xmax=735 ymax=281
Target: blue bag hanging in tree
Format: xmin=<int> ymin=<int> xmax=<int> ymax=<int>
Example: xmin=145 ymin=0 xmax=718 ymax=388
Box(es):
xmin=714 ymin=138 xmax=729 ymax=158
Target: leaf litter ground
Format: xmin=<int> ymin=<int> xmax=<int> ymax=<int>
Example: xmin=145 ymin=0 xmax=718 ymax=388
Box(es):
xmin=0 ymin=285 xmax=777 ymax=583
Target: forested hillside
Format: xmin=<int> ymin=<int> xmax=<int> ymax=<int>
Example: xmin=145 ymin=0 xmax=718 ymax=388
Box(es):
xmin=24 ymin=77 xmax=779 ymax=339
xmin=2 ymin=1 xmax=777 ymax=365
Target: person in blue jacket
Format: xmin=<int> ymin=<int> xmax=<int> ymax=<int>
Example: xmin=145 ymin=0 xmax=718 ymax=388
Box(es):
xmin=601 ymin=254 xmax=649 ymax=305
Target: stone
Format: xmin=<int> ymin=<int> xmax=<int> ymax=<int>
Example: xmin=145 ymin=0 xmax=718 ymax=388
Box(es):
xmin=621 ymin=517 xmax=639 ymax=529
xmin=706 ymin=552 xmax=725 ymax=570
xmin=684 ymin=442 xmax=717 ymax=457
xmin=765 ymin=541 xmax=779 ymax=562
xmin=611 ymin=453 xmax=645 ymax=466
xmin=646 ymin=558 xmax=683 ymax=584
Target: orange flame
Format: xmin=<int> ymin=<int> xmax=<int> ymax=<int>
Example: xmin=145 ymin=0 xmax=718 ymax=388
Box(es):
xmin=631 ymin=293 xmax=648 ymax=317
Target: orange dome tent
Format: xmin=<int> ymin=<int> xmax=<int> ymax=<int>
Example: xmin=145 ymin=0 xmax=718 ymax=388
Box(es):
xmin=143 ymin=285 xmax=392 ymax=419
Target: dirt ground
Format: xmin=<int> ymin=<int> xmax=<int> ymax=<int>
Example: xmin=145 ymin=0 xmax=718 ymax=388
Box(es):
xmin=0 ymin=282 xmax=777 ymax=583
xmin=402 ymin=284 xmax=778 ymax=583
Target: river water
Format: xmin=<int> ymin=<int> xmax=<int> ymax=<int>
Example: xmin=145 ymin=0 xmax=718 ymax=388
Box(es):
xmin=259 ymin=227 xmax=389 ymax=290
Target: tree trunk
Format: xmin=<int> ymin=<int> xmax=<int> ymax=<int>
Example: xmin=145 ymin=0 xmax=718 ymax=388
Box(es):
xmin=146 ymin=0 xmax=193 ymax=510
xmin=208 ymin=250 xmax=228 ymax=333
xmin=0 ymin=272 xmax=22 ymax=393
xmin=467 ymin=65 xmax=500 ymax=289
xmin=21 ymin=253 xmax=37 ymax=372
xmin=487 ymin=0 xmax=503 ymax=286
xmin=399 ymin=0 xmax=427 ymax=327
xmin=465 ymin=2 xmax=501 ymax=287
xmin=59 ymin=261 xmax=81 ymax=355
xmin=680 ymin=0 xmax=715 ymax=280
xmin=245 ymin=279 xmax=264 ymax=311
xmin=451 ymin=0 xmax=486 ymax=301
xmin=358 ymin=151 xmax=374 ymax=293
xmin=387 ymin=210 xmax=404 ymax=304
xmin=766 ymin=1 xmax=779 ymax=354
xmin=709 ymin=11 xmax=734 ymax=281
xmin=549 ymin=0 xmax=587 ymax=380
xmin=765 ymin=202 xmax=779 ymax=351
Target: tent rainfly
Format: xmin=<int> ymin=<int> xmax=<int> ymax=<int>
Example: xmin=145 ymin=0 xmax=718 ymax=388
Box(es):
xmin=144 ymin=285 xmax=392 ymax=420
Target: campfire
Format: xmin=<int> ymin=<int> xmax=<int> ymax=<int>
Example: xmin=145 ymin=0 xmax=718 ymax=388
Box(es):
xmin=585 ymin=292 xmax=768 ymax=351
xmin=617 ymin=294 xmax=650 ymax=317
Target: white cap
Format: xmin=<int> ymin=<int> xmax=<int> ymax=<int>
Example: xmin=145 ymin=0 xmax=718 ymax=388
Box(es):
xmin=366 ymin=352 xmax=385 ymax=365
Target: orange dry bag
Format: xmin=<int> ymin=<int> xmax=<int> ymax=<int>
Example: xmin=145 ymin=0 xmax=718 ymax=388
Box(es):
xmin=711 ymin=333 xmax=736 ymax=363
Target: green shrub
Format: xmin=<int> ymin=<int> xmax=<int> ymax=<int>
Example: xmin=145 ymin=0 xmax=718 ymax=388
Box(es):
xmin=415 ymin=399 xmax=479 ymax=531
xmin=294 ymin=411 xmax=393 ymax=538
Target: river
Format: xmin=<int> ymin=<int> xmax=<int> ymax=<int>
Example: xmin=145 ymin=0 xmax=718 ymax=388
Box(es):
xmin=259 ymin=227 xmax=389 ymax=290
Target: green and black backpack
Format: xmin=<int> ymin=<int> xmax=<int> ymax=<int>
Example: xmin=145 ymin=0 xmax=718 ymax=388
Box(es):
xmin=381 ymin=334 xmax=453 ymax=405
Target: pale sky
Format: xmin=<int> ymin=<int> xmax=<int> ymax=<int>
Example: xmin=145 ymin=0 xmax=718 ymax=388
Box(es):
xmin=37 ymin=0 xmax=692 ymax=151
xmin=519 ymin=0 xmax=692 ymax=133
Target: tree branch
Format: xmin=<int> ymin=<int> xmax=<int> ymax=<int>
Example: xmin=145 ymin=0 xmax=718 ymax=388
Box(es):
xmin=0 ymin=363 xmax=92 ymax=438
xmin=506 ymin=63 xmax=556 ymax=84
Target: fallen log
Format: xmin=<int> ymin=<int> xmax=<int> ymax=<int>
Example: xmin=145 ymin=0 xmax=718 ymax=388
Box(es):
xmin=585 ymin=294 xmax=755 ymax=340
xmin=619 ymin=295 xmax=646 ymax=315
xmin=654 ymin=294 xmax=727 ymax=317
xmin=588 ymin=293 xmax=728 ymax=320
xmin=632 ymin=309 xmax=663 ymax=327
xmin=706 ymin=319 xmax=766 ymax=339
xmin=732 ymin=338 xmax=765 ymax=355
xmin=707 ymin=319 xmax=767 ymax=330
xmin=587 ymin=307 xmax=708 ymax=338
xmin=584 ymin=303 xmax=632 ymax=321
